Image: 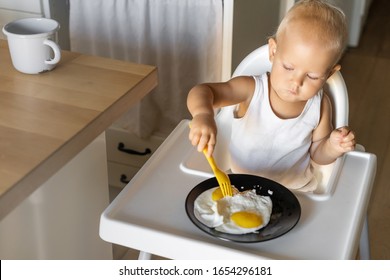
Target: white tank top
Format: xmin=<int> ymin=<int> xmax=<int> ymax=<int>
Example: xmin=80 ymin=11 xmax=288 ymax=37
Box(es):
xmin=229 ymin=74 xmax=322 ymax=191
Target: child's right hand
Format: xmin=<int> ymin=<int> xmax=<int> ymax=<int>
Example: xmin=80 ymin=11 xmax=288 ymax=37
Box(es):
xmin=189 ymin=113 xmax=217 ymax=156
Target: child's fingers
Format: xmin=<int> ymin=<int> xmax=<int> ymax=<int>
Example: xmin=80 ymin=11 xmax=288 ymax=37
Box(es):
xmin=189 ymin=130 xmax=201 ymax=146
xmin=343 ymin=131 xmax=355 ymax=143
xmin=198 ymin=134 xmax=216 ymax=155
xmin=336 ymin=126 xmax=350 ymax=136
xmin=206 ymin=143 xmax=215 ymax=156
xmin=197 ymin=134 xmax=210 ymax=152
xmin=339 ymin=130 xmax=356 ymax=151
xmin=336 ymin=126 xmax=356 ymax=142
xmin=189 ymin=123 xmax=216 ymax=153
xmin=336 ymin=126 xmax=355 ymax=137
xmin=340 ymin=139 xmax=356 ymax=150
xmin=332 ymin=127 xmax=356 ymax=152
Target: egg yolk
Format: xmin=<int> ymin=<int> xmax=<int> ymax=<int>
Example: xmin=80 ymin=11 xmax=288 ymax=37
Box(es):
xmin=211 ymin=188 xmax=224 ymax=201
xmin=230 ymin=211 xmax=263 ymax=228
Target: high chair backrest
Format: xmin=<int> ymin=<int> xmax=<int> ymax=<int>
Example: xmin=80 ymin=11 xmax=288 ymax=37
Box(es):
xmin=214 ymin=44 xmax=349 ymax=170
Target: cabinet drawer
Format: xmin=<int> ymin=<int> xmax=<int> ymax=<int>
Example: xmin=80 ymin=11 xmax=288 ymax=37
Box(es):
xmin=106 ymin=128 xmax=164 ymax=167
xmin=107 ymin=162 xmax=139 ymax=188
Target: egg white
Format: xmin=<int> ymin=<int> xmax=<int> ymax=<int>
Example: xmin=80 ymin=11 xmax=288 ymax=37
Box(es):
xmin=216 ymin=189 xmax=272 ymax=234
xmin=194 ymin=187 xmax=224 ymax=228
xmin=194 ymin=187 xmax=273 ymax=234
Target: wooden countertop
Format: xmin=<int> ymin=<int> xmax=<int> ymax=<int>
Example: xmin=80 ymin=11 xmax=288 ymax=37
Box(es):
xmin=0 ymin=39 xmax=157 ymax=219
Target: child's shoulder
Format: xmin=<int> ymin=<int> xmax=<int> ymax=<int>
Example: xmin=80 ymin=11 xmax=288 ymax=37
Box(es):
xmin=228 ymin=75 xmax=256 ymax=89
xmin=230 ymin=73 xmax=267 ymax=89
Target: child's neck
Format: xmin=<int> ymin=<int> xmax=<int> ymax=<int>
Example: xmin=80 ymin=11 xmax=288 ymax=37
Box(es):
xmin=268 ymin=89 xmax=307 ymax=119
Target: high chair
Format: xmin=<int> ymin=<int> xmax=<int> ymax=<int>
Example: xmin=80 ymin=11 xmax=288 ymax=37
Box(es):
xmin=100 ymin=45 xmax=377 ymax=260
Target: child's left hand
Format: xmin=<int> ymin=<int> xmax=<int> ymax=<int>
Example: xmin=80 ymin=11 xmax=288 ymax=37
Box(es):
xmin=329 ymin=126 xmax=356 ymax=154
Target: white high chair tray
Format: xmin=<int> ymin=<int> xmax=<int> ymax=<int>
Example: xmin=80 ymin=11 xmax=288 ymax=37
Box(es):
xmin=100 ymin=120 xmax=376 ymax=259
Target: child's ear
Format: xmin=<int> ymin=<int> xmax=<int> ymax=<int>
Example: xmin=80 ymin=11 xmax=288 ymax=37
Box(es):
xmin=328 ymin=64 xmax=341 ymax=78
xmin=268 ymin=38 xmax=277 ymax=62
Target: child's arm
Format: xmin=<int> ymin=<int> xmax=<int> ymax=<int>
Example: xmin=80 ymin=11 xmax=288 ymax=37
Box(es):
xmin=187 ymin=84 xmax=217 ymax=156
xmin=187 ymin=76 xmax=254 ymax=156
xmin=310 ymin=94 xmax=356 ymax=164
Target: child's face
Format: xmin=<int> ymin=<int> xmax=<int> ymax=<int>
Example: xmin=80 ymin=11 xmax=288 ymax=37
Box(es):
xmin=268 ymin=25 xmax=340 ymax=104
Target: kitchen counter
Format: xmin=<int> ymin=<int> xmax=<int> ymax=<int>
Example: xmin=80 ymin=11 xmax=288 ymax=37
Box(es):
xmin=0 ymin=39 xmax=157 ymax=220
xmin=0 ymin=39 xmax=157 ymax=259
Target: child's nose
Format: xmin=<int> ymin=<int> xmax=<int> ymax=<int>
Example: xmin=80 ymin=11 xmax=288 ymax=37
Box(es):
xmin=292 ymin=72 xmax=304 ymax=87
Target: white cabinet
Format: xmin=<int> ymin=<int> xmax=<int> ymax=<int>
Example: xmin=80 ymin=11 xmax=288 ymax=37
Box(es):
xmin=0 ymin=134 xmax=112 ymax=259
xmin=106 ymin=128 xmax=164 ymax=193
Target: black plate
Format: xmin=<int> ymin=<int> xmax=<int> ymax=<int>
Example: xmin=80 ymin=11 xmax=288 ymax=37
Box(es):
xmin=185 ymin=174 xmax=301 ymax=243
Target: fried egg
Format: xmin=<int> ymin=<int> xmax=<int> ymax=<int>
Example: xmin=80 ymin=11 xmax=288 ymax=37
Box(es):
xmin=194 ymin=186 xmax=272 ymax=234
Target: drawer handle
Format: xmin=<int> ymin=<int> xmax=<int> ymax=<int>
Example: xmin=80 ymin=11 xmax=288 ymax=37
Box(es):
xmin=117 ymin=142 xmax=152 ymax=156
xmin=120 ymin=174 xmax=130 ymax=184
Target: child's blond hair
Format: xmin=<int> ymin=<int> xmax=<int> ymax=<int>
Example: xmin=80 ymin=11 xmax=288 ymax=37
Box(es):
xmin=276 ymin=0 xmax=347 ymax=64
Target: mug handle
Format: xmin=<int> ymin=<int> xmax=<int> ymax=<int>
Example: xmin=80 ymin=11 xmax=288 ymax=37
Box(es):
xmin=43 ymin=39 xmax=61 ymax=65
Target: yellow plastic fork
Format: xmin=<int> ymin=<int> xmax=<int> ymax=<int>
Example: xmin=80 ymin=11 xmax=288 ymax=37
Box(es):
xmin=202 ymin=149 xmax=233 ymax=197
xmin=188 ymin=122 xmax=232 ymax=197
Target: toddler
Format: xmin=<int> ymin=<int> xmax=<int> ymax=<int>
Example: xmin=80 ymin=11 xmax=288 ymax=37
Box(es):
xmin=187 ymin=0 xmax=355 ymax=191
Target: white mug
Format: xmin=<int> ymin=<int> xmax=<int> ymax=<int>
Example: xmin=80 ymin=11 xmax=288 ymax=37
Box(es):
xmin=2 ymin=18 xmax=61 ymax=74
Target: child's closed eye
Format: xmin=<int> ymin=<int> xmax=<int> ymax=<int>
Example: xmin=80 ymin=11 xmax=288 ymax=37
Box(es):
xmin=307 ymin=74 xmax=319 ymax=80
